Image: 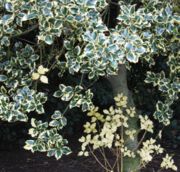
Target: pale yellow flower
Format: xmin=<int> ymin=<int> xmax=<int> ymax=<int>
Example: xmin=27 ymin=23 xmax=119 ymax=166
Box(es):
xmin=154 ymin=144 xmax=164 ymax=154
xmin=114 ymin=94 xmax=127 ymax=107
xmin=126 ymin=107 xmax=136 ymax=117
xmin=139 ymin=115 xmax=153 ymax=133
xmin=78 ymin=151 xmax=89 ymax=157
xmin=32 ymin=65 xmax=49 ymax=84
xmin=161 ymin=154 xmax=177 ymax=171
xmin=40 ymin=75 xmax=48 ymax=84
xmin=84 ymin=122 xmax=97 ymax=133
xmin=121 ymin=147 xmax=135 ymax=158
xmin=158 ymin=130 xmax=162 ymax=139
xmin=125 ymin=129 xmax=136 ymax=140
xmin=31 ymin=72 xmax=40 ymax=80
xmin=79 ymin=136 xmax=86 ymax=143
xmin=87 ymin=106 xmax=99 ymax=116
xmin=138 ymin=138 xmax=164 ymax=164
xmin=37 ymin=65 xmax=49 ymax=75
xmin=91 ymin=116 xmax=97 ymax=122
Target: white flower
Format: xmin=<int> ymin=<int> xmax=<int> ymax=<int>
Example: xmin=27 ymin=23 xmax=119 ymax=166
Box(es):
xmin=40 ymin=75 xmax=48 ymax=84
xmin=158 ymin=130 xmax=162 ymax=139
xmin=87 ymin=106 xmax=99 ymax=116
xmin=138 ymin=149 xmax=153 ymax=163
xmin=122 ymin=147 xmax=135 ymax=158
xmin=125 ymin=130 xmax=136 ymax=140
xmin=79 ymin=136 xmax=86 ymax=143
xmin=31 ymin=72 xmax=40 ymax=80
xmin=37 ymin=65 xmax=49 ymax=75
xmin=161 ymin=154 xmax=177 ymax=171
xmin=139 ymin=115 xmax=153 ymax=133
xmin=138 ymin=138 xmax=156 ymax=163
xmin=84 ymin=122 xmax=97 ymax=133
xmin=114 ymin=94 xmax=127 ymax=107
xmin=78 ymin=151 xmax=89 ymax=157
xmin=32 ymin=65 xmax=49 ymax=84
xmin=154 ymin=144 xmax=164 ymax=154
xmin=126 ymin=107 xmax=136 ymax=117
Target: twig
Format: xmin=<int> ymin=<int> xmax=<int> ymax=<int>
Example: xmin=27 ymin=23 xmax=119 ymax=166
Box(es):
xmin=99 ymin=147 xmax=112 ymax=170
xmin=88 ymin=146 xmax=109 ymax=171
xmin=133 ymin=131 xmax=147 ymax=151
xmin=11 ymin=24 xmax=39 ymax=39
xmin=120 ymin=125 xmax=124 ymax=172
xmin=49 ymin=46 xmax=65 ymax=71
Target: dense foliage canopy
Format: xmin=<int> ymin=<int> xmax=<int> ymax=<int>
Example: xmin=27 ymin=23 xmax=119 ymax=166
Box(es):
xmin=0 ymin=0 xmax=179 ymax=164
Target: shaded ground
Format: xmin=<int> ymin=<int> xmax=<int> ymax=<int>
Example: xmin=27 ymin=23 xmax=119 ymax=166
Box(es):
xmin=0 ymin=148 xmax=179 ymax=172
xmin=0 ymin=149 xmax=101 ymax=172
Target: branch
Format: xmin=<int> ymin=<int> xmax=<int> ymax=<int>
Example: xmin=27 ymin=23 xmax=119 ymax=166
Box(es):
xmin=11 ymin=24 xmax=39 ymax=39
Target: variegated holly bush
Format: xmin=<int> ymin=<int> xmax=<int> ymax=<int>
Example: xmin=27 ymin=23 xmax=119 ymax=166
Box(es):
xmin=0 ymin=0 xmax=179 ymax=162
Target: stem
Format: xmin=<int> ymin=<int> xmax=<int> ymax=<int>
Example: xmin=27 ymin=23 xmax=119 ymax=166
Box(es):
xmin=11 ymin=25 xmax=39 ymax=39
xmin=80 ymin=74 xmax=84 ymax=86
xmin=134 ymin=131 xmax=147 ymax=151
xmin=49 ymin=46 xmax=65 ymax=71
xmin=121 ymin=126 xmax=123 ymax=172
xmin=40 ymin=44 xmax=43 ymax=64
xmin=112 ymin=150 xmax=119 ymax=169
xmin=16 ymin=38 xmax=36 ymax=45
xmin=117 ymin=148 xmax=120 ymax=172
xmin=88 ymin=146 xmax=109 ymax=171
xmin=62 ymin=102 xmax=70 ymax=116
xmin=99 ymin=147 xmax=112 ymax=170
xmin=83 ymin=78 xmax=98 ymax=90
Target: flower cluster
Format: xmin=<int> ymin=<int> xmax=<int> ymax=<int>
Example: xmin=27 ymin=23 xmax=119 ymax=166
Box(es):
xmin=114 ymin=94 xmax=128 ymax=108
xmin=139 ymin=115 xmax=154 ymax=133
xmin=32 ymin=65 xmax=49 ymax=84
xmin=78 ymin=93 xmax=177 ymax=171
xmin=125 ymin=129 xmax=136 ymax=140
xmin=138 ymin=138 xmax=164 ymax=164
xmin=161 ymin=154 xmax=177 ymax=171
xmin=78 ymin=94 xmax=134 ymax=156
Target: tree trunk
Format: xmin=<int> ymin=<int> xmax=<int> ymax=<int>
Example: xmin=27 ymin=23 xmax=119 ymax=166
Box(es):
xmin=107 ymin=64 xmax=140 ymax=172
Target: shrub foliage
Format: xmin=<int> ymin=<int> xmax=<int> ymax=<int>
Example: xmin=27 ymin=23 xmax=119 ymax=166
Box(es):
xmin=0 ymin=0 xmax=179 ymax=163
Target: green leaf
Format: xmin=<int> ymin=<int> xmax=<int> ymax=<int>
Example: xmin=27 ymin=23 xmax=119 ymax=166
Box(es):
xmin=86 ymin=0 xmax=97 ymax=8
xmin=0 ymin=86 xmax=7 ymax=94
xmin=64 ymin=40 xmax=73 ymax=50
xmin=55 ymin=150 xmax=62 ymax=160
xmin=21 ymin=12 xmax=37 ymax=21
xmin=26 ymin=140 xmax=35 ymax=145
xmin=5 ymin=3 xmax=13 ymax=12
xmin=62 ymin=146 xmax=71 ymax=155
xmin=47 ymin=149 xmax=56 ymax=157
xmin=0 ymin=75 xmax=8 ymax=82
xmin=2 ymin=14 xmax=14 ymax=25
xmin=44 ymin=35 xmax=53 ymax=45
xmin=49 ymin=120 xmax=60 ymax=127
xmin=53 ymin=90 xmax=62 ymax=98
xmin=36 ymin=104 xmax=45 ymax=114
xmin=51 ymin=111 xmax=62 ymax=119
xmin=61 ymin=117 xmax=67 ymax=126
xmin=126 ymin=52 xmax=138 ymax=63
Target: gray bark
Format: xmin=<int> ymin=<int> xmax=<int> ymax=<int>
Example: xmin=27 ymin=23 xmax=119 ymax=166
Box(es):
xmin=107 ymin=64 xmax=140 ymax=172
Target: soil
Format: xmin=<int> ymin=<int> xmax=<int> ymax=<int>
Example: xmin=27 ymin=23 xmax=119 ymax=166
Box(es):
xmin=0 ymin=149 xmax=100 ymax=172
xmin=0 ymin=148 xmax=179 ymax=172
